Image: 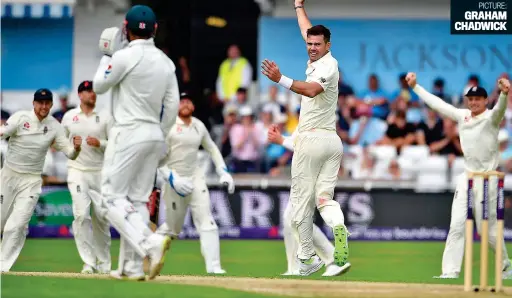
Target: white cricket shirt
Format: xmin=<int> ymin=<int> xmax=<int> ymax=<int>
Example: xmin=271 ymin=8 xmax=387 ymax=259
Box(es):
xmin=159 ymin=117 xmax=227 ymax=178
xmin=0 ymin=110 xmax=79 ymax=175
xmin=61 ymin=107 xmax=112 ymax=171
xmin=297 ymin=51 xmax=339 ymax=133
xmin=93 ymin=38 xmax=179 ymax=147
xmin=414 ymin=85 xmax=508 ymax=172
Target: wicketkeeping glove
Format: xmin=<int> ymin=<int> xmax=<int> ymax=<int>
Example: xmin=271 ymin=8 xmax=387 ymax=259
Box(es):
xmin=98 ymin=27 xmax=126 ymax=57
xmin=169 ymin=170 xmax=194 ymax=197
xmin=219 ymin=170 xmax=235 ymax=194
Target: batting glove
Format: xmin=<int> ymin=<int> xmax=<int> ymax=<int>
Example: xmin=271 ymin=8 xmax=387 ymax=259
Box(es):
xmin=219 ymin=169 xmax=235 ymax=194
xmin=169 ymin=170 xmax=194 ymax=197
xmin=98 ymin=27 xmax=125 ymax=57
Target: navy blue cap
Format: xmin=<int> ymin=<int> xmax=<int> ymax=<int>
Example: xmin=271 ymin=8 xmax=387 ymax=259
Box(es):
xmin=125 ymin=5 xmax=157 ymax=37
xmin=78 ymin=80 xmax=93 ymax=93
xmin=34 ymin=88 xmax=53 ymax=101
xmin=465 ymin=86 xmax=488 ymax=98
xmin=180 ymin=92 xmax=191 ymax=100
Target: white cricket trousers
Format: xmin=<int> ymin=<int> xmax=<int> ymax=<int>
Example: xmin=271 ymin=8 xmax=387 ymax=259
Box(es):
xmin=282 ymin=202 xmax=335 ymax=273
xmin=67 ymin=168 xmax=111 ymax=271
xmin=442 ymin=172 xmax=510 ymax=275
xmin=160 ymin=174 xmax=223 ymax=273
xmin=101 ymin=139 xmax=164 ymax=276
xmin=0 ymin=166 xmax=42 ymax=271
xmin=290 ymin=131 xmax=346 ymax=260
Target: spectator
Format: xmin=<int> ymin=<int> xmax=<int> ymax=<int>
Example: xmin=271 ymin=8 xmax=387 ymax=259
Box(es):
xmin=416 ymin=108 xmax=444 ymax=147
xmin=434 ymin=118 xmax=463 ymax=166
xmin=338 ymin=70 xmax=354 ymax=101
xmin=220 ymin=104 xmax=238 ymax=158
xmin=381 ymin=159 xmax=412 ymax=180
xmin=336 ymin=94 xmax=351 ymax=144
xmin=432 ymin=77 xmax=450 ymax=103
xmin=256 ymin=104 xmax=274 ymax=144
xmin=498 ymin=129 xmax=512 ymax=172
xmin=390 ymin=73 xmax=422 ymax=124
xmin=52 ymin=94 xmax=75 ymax=122
xmin=264 ymin=114 xmax=292 ymax=176
xmin=351 ymin=144 xmax=376 ymax=179
xmin=260 ymin=85 xmax=286 ymax=119
xmin=377 ymin=110 xmax=416 ymax=151
xmin=229 ymin=106 xmax=263 ymax=173
xmin=348 ymin=116 xmax=388 ymax=146
xmin=353 ymin=74 xmax=389 ymax=120
xmin=215 ymin=44 xmax=252 ymax=103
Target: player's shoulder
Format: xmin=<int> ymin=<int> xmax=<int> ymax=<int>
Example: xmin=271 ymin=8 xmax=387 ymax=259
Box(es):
xmin=62 ymin=107 xmax=80 ymax=118
xmin=45 ymin=115 xmax=64 ymax=127
xmin=191 ymin=117 xmax=207 ymax=129
xmin=317 ymin=52 xmax=338 ymax=71
xmin=10 ymin=110 xmax=31 ymax=119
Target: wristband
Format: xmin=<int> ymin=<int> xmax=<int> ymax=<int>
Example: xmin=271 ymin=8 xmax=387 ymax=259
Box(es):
xmin=278 ymin=75 xmax=293 ymax=90
xmin=294 ymin=5 xmax=304 ymax=9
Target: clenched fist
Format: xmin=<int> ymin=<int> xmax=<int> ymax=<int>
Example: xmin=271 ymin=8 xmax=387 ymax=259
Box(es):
xmin=405 ymin=72 xmax=417 ymax=88
xmin=86 ymin=136 xmax=101 ymax=148
xmin=73 ymin=136 xmax=82 ymax=151
xmin=498 ymin=78 xmax=510 ymax=94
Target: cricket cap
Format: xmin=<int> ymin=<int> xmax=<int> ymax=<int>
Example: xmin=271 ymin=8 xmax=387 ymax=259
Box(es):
xmin=179 ymin=92 xmax=191 ymax=101
xmin=125 ymin=5 xmax=157 ymax=37
xmin=34 ymin=88 xmax=53 ymax=102
xmin=465 ymin=86 xmax=488 ymax=98
xmin=78 ymin=80 xmax=93 ymax=93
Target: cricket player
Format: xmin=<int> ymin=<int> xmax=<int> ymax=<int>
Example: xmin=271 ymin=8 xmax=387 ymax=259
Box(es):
xmin=89 ymin=5 xmax=179 ymax=280
xmin=61 ymin=81 xmax=112 ymax=274
xmin=260 ymin=0 xmax=350 ymax=276
xmin=406 ymin=73 xmax=512 ymax=279
xmin=268 ymin=124 xmax=348 ymax=277
xmin=0 ymin=88 xmax=82 ymax=272
xmin=155 ymin=92 xmax=235 ymax=274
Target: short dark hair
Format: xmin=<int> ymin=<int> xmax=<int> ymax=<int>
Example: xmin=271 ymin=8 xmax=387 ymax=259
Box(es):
xmin=306 ymin=25 xmax=331 ymax=42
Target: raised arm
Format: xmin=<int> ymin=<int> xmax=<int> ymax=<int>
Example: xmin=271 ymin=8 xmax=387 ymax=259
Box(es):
xmin=490 ymin=78 xmax=510 ymax=126
xmin=406 ymin=72 xmax=464 ymax=122
xmin=294 ymin=0 xmax=312 ymax=41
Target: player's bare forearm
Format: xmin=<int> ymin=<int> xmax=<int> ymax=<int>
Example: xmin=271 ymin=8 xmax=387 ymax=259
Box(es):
xmin=290 ymin=80 xmax=324 ymax=98
xmin=295 ymin=4 xmax=312 ymax=41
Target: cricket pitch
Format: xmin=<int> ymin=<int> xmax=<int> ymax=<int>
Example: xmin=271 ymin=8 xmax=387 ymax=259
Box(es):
xmin=5 ymin=271 xmax=512 ymax=298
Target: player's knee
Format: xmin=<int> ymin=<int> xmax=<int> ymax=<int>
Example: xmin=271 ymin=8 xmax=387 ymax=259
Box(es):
xmin=3 ymin=220 xmax=25 ymax=236
xmin=195 ymin=215 xmax=218 ymax=232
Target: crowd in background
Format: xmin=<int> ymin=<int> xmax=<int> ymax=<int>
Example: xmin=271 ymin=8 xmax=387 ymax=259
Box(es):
xmin=2 ymin=43 xmax=512 ymax=184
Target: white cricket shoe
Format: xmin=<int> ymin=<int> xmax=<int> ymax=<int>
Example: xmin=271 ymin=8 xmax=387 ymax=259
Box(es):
xmin=299 ymin=255 xmax=324 ymax=276
xmin=281 ymin=270 xmax=300 ymax=276
xmin=322 ymin=262 xmax=351 ymax=277
xmin=146 ymin=234 xmax=172 ymax=280
xmin=110 ymin=269 xmax=146 ymax=281
xmin=81 ymin=264 xmax=95 ymax=274
xmin=207 ymin=268 xmax=226 ymax=274
xmin=433 ymin=273 xmax=459 ymax=279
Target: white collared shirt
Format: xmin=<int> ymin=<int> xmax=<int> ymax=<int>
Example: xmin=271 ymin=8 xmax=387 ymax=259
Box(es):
xmin=61 ymin=107 xmax=112 ymax=171
xmin=297 ymin=51 xmax=339 ymax=133
xmin=159 ymin=117 xmax=227 ymax=178
xmin=0 ymin=110 xmax=79 ymax=175
xmin=93 ymin=38 xmax=179 ymax=147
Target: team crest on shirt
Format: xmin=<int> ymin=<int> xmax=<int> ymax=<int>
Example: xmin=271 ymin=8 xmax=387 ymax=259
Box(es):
xmin=43 ymin=126 xmax=48 ymax=134
xmin=23 ymin=122 xmax=30 ymax=130
xmin=464 ymin=116 xmax=470 ymax=123
xmin=176 ymin=125 xmax=182 ymax=133
xmin=73 ymin=115 xmax=79 ymax=122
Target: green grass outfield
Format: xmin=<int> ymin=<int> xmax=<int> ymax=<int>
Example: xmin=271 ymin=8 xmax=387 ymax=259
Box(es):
xmin=2 ymin=239 xmax=512 ymax=297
